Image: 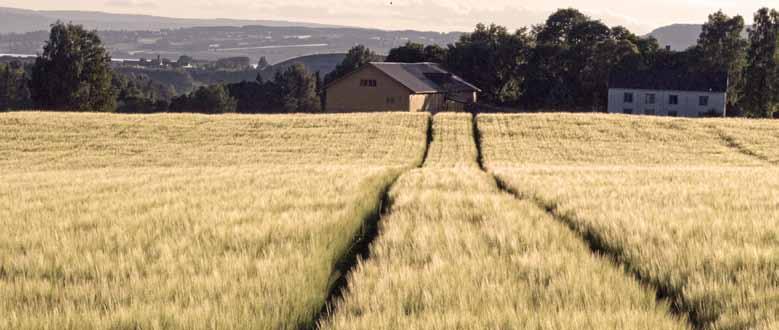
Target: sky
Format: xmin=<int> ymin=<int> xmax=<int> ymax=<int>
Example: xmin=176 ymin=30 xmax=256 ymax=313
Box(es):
xmin=2 ymin=0 xmax=777 ymax=34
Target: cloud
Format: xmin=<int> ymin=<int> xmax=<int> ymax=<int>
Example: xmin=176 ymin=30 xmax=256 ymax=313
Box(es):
xmin=105 ymin=0 xmax=157 ymax=9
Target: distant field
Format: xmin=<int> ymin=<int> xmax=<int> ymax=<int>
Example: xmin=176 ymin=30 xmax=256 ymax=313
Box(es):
xmin=478 ymin=114 xmax=779 ymax=329
xmin=0 ymin=112 xmax=428 ymax=329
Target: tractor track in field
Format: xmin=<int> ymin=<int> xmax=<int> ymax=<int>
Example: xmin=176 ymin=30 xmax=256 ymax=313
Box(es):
xmin=309 ymin=115 xmax=433 ymax=330
xmin=471 ymin=114 xmax=702 ymax=330
xmin=710 ymin=126 xmax=775 ymax=165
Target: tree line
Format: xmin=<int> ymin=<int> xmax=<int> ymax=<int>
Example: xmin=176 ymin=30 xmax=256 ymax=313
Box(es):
xmin=377 ymin=8 xmax=777 ymax=117
xmin=1 ymin=8 xmax=777 ymax=117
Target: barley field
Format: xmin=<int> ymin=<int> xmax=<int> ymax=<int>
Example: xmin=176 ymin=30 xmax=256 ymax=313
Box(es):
xmin=0 ymin=112 xmax=429 ymax=329
xmin=321 ymin=113 xmax=687 ymax=330
xmin=2 ymin=111 xmax=778 ymax=330
xmin=478 ymin=113 xmax=779 ymax=330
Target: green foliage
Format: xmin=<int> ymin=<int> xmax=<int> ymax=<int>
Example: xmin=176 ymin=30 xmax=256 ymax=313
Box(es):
xmin=257 ymin=56 xmax=270 ymax=70
xmin=386 ymin=42 xmax=447 ymax=63
xmin=225 ymin=64 xmax=321 ymax=113
xmin=214 ymin=56 xmax=252 ymax=70
xmin=445 ymin=24 xmax=530 ymax=104
xmin=0 ymin=61 xmax=31 ymax=111
xmin=522 ymin=9 xmax=649 ymax=110
xmin=112 ymin=71 xmax=174 ymax=113
xmin=275 ymin=64 xmax=321 ymax=113
xmin=176 ymin=55 xmax=193 ymax=67
xmin=324 ymin=45 xmax=379 ymax=85
xmin=742 ymin=8 xmax=779 ymax=118
xmin=696 ymin=11 xmax=748 ymax=108
xmin=169 ymin=84 xmax=237 ymax=114
xmin=29 ymin=21 xmax=116 ymax=112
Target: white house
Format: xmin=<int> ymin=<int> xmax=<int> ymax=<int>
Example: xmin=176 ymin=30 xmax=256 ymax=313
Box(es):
xmin=608 ymin=70 xmax=728 ymax=117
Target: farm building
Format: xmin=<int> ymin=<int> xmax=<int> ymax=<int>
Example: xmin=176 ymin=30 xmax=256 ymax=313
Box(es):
xmin=608 ymin=69 xmax=728 ymax=117
xmin=324 ymin=62 xmax=481 ymax=113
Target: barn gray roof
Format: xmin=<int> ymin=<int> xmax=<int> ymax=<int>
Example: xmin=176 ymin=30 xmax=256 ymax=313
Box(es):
xmin=369 ymin=62 xmax=481 ymax=94
xmin=609 ymin=69 xmax=728 ymax=93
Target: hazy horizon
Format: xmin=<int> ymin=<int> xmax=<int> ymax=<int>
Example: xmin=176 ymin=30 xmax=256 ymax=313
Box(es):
xmin=1 ymin=0 xmax=776 ymax=34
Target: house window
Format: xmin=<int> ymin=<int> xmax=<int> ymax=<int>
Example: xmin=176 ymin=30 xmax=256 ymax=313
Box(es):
xmin=624 ymin=92 xmax=634 ymax=103
xmin=360 ymin=79 xmax=377 ymax=87
xmin=386 ymin=96 xmax=396 ymax=105
xmin=668 ymin=111 xmax=678 ymax=117
xmin=623 ymin=108 xmax=633 ymax=114
xmin=669 ymin=95 xmax=679 ymax=105
xmin=645 ymin=109 xmax=655 ymax=115
xmin=699 ymin=96 xmax=709 ymax=106
xmin=645 ymin=93 xmax=656 ymax=105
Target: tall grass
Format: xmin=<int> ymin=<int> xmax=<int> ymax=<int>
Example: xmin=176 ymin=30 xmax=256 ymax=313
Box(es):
xmin=479 ymin=113 xmax=779 ymax=330
xmin=0 ymin=112 xmax=429 ymax=329
xmin=321 ymin=113 xmax=687 ymax=330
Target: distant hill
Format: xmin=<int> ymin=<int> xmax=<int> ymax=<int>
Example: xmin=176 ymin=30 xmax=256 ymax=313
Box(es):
xmin=260 ymin=54 xmax=347 ymax=79
xmin=648 ymin=24 xmax=750 ymax=51
xmin=0 ymin=6 xmax=344 ymax=33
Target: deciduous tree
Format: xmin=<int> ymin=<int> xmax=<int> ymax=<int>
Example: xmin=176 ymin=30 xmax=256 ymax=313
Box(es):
xmin=30 ymin=21 xmax=115 ymax=112
xmin=742 ymin=8 xmax=778 ymax=118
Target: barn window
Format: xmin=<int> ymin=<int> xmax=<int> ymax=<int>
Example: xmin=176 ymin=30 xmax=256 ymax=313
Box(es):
xmin=699 ymin=96 xmax=709 ymax=106
xmin=669 ymin=95 xmax=679 ymax=105
xmin=386 ymin=96 xmax=395 ymax=105
xmin=623 ymin=93 xmax=634 ymax=103
xmin=360 ymin=79 xmax=377 ymax=87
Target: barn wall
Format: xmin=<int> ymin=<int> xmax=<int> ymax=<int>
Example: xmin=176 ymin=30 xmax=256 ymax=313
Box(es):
xmin=325 ymin=65 xmax=411 ymax=113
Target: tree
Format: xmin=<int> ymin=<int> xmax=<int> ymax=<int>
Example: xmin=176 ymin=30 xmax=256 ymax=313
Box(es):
xmin=446 ymin=23 xmax=531 ymax=104
xmin=29 ymin=21 xmax=116 ymax=112
xmin=0 ymin=61 xmax=31 ymax=111
xmin=176 ymin=55 xmax=193 ymax=67
xmin=257 ymin=56 xmax=270 ymax=70
xmin=276 ymin=64 xmax=321 ymax=113
xmin=742 ymin=8 xmax=779 ymax=118
xmin=696 ymin=11 xmax=748 ymax=108
xmin=386 ymin=42 xmax=448 ymax=63
xmin=324 ymin=45 xmax=379 ymax=85
xmin=170 ymin=84 xmax=237 ymax=114
xmin=215 ymin=57 xmax=251 ymax=70
xmin=522 ymin=9 xmax=654 ymax=111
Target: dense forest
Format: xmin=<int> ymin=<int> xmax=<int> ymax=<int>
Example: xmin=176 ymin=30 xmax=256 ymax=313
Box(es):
xmin=1 ymin=7 xmax=777 ymax=117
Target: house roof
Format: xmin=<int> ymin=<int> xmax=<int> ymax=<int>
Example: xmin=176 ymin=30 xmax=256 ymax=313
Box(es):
xmin=609 ymin=69 xmax=728 ymax=93
xmin=325 ymin=62 xmax=481 ymax=94
xmin=370 ymin=62 xmax=481 ymax=94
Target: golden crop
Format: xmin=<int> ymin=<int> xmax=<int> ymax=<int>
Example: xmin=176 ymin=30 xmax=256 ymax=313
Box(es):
xmin=0 ymin=112 xmax=429 ymax=330
xmin=479 ymin=113 xmax=779 ymax=330
xmin=321 ymin=114 xmax=687 ymax=330
xmin=2 ymin=111 xmax=777 ymax=330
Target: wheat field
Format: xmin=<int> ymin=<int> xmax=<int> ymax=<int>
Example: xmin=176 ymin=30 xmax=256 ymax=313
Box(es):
xmin=2 ymin=111 xmax=778 ymax=330
xmin=0 ymin=112 xmax=429 ymax=329
xmin=478 ymin=113 xmax=779 ymax=330
xmin=321 ymin=113 xmax=687 ymax=330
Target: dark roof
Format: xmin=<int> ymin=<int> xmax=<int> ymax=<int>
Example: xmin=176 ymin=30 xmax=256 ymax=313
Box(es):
xmin=369 ymin=62 xmax=481 ymax=94
xmin=609 ymin=69 xmax=728 ymax=93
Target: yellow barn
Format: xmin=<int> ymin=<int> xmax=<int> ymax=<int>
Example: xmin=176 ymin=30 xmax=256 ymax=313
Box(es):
xmin=324 ymin=62 xmax=480 ymax=113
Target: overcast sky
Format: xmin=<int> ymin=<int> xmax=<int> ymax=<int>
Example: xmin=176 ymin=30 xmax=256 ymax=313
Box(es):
xmin=2 ymin=0 xmax=776 ymax=33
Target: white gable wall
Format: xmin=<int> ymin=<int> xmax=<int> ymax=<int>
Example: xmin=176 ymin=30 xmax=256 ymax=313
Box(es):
xmin=608 ymin=88 xmax=726 ymax=117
